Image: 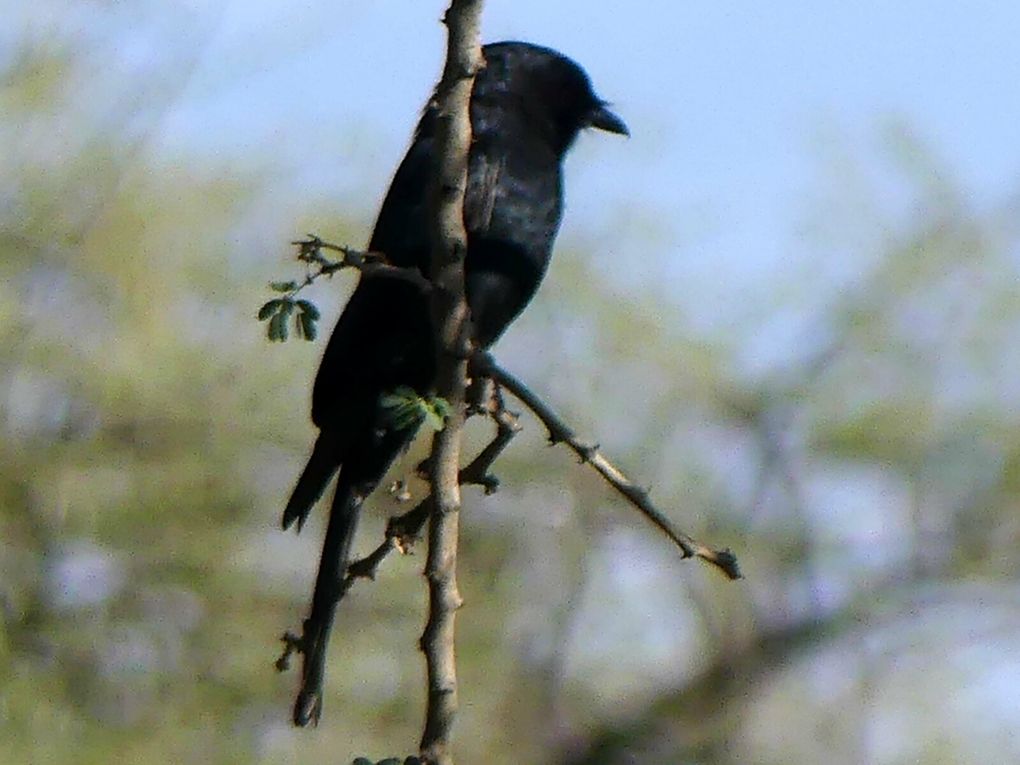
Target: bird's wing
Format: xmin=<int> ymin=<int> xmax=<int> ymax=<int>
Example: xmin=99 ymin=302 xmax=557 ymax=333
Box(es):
xmin=464 ymin=147 xmax=503 ymax=235
xmin=368 ymin=132 xmax=433 ymax=267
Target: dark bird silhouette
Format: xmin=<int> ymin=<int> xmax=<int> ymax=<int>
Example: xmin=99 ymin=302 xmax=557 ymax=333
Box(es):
xmin=282 ymin=41 xmax=627 ymax=726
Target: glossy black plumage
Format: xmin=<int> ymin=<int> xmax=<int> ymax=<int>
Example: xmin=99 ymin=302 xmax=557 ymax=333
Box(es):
xmin=283 ymin=41 xmax=626 ymax=726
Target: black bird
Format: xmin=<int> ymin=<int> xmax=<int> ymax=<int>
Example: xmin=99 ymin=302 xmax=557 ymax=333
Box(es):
xmin=282 ymin=41 xmax=627 ymax=726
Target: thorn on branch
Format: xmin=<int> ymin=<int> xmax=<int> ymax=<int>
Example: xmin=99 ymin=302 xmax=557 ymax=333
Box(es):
xmin=479 ymin=474 xmax=499 ymax=494
xmin=709 ymin=548 xmax=742 ymax=580
xmin=276 ymin=630 xmax=304 ymax=672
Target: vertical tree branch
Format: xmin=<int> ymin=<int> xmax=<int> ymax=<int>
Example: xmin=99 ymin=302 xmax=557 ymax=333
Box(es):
xmin=420 ymin=3 xmax=484 ymax=764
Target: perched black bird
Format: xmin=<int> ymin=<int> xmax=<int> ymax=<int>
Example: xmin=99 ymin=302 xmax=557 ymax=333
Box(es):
xmin=283 ymin=41 xmax=627 ymax=726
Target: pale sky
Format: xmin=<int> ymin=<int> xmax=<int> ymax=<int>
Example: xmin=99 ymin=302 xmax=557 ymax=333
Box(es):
xmin=18 ymin=0 xmax=1020 ymax=330
xmin=133 ymin=0 xmax=1020 ymax=335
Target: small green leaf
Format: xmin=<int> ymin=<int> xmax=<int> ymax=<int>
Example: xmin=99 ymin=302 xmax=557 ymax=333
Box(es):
xmin=296 ymin=299 xmax=320 ymax=320
xmin=392 ymin=408 xmax=422 ymax=431
xmin=270 ymin=280 xmax=298 ymax=293
xmin=431 ymin=396 xmax=451 ymax=420
xmin=268 ymin=312 xmax=288 ymax=342
xmin=350 ymin=759 xmax=373 ymax=765
xmin=257 ymin=299 xmax=281 ymax=321
xmin=379 ymin=386 xmax=418 ymax=409
xmin=379 ymin=387 xmax=427 ymax=432
xmin=378 ymin=396 xmax=402 ymax=411
xmin=299 ymin=311 xmax=317 ymax=341
xmin=417 ymin=396 xmax=450 ymax=432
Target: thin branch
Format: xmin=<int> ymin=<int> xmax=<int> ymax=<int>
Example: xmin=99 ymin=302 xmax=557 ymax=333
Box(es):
xmin=261 ymin=236 xmax=435 ymax=342
xmin=458 ymin=387 xmax=521 ymax=494
xmin=474 ymin=353 xmax=742 ymax=581
xmin=291 ymin=234 xmax=433 ymax=293
xmin=419 ymin=4 xmax=484 ymax=763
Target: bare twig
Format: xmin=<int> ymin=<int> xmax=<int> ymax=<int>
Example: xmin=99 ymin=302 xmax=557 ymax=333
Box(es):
xmin=458 ymin=389 xmax=521 ymax=494
xmin=290 ymin=234 xmax=433 ymax=293
xmin=419 ymin=4 xmax=484 ymax=763
xmin=474 ymin=353 xmax=742 ymax=581
xmin=262 ymin=235 xmax=436 ymax=342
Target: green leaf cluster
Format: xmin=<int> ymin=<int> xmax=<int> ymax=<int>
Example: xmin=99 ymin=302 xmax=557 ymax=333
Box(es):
xmin=258 ymin=292 xmax=320 ymax=342
xmin=379 ymin=387 xmax=451 ymax=433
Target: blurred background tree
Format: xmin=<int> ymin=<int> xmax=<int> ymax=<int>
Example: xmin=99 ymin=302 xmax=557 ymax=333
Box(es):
xmin=3 ymin=3 xmax=1020 ymax=764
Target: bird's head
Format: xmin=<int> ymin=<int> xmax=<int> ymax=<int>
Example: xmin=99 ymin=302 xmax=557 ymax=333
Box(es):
xmin=476 ymin=41 xmax=628 ymax=156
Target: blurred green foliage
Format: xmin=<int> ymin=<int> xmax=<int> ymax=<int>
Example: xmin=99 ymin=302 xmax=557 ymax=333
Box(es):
xmin=4 ymin=10 xmax=1020 ymax=765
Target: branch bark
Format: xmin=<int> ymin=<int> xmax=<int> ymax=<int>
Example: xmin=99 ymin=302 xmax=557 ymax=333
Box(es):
xmin=419 ymin=4 xmax=484 ymax=764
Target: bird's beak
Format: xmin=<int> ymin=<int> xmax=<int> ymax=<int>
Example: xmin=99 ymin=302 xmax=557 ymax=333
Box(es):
xmin=587 ymin=103 xmax=629 ymax=136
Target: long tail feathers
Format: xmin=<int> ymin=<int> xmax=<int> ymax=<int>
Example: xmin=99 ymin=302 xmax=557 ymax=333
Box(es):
xmin=282 ymin=436 xmax=338 ymax=532
xmin=292 ymin=473 xmax=363 ymax=727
